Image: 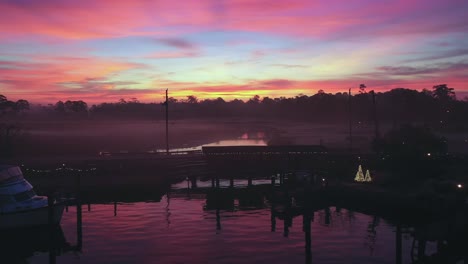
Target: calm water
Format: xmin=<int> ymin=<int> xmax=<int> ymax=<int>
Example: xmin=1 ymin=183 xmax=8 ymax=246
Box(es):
xmin=2 ymin=181 xmax=440 ymax=264
xmin=158 ymin=138 xmax=268 ymax=153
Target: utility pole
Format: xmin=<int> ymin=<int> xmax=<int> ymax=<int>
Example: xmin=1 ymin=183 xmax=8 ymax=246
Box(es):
xmin=348 ymin=88 xmax=353 ymax=153
xmin=371 ymin=90 xmax=380 ymax=139
xmin=165 ymin=89 xmax=169 ymax=155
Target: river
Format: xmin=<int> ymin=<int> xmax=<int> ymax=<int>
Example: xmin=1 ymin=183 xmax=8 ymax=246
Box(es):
xmin=2 ymin=179 xmax=441 ymax=264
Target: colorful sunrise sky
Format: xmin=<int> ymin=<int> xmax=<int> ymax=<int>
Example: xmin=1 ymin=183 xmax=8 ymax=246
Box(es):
xmin=1 ymin=0 xmax=467 ymax=103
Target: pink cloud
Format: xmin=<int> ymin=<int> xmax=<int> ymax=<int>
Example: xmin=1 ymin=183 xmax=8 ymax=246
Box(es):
xmin=0 ymin=1 xmax=215 ymax=40
xmin=145 ymin=51 xmax=200 ymax=59
xmin=1 ymin=0 xmax=466 ymax=40
xmin=2 ymin=0 xmax=468 ymax=103
xmin=0 ymin=56 xmax=145 ymax=100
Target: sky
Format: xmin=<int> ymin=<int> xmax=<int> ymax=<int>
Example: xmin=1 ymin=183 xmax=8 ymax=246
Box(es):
xmin=1 ymin=0 xmax=468 ymax=103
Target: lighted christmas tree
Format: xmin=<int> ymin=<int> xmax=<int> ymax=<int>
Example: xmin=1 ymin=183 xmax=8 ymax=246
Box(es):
xmin=354 ymin=165 xmax=365 ymax=182
xmin=364 ymin=169 xmax=372 ymax=182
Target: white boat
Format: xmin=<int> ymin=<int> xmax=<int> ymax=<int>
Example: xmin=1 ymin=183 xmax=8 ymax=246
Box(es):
xmin=0 ymin=165 xmax=64 ymax=229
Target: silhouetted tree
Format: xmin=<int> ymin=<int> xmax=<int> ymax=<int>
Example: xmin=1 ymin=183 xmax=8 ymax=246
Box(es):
xmin=185 ymin=95 xmax=198 ymax=104
xmin=373 ymin=124 xmax=448 ymax=178
xmin=247 ymin=95 xmax=260 ymax=104
xmin=374 ymin=125 xmax=447 ymax=157
xmin=0 ymin=95 xmax=18 ymax=115
xmin=0 ymin=95 xmax=8 ymax=114
xmin=64 ymin=100 xmax=88 ymax=113
xmin=10 ymin=84 xmax=464 ymax=130
xmin=15 ymin=99 xmax=30 ymax=113
xmin=168 ymin=97 xmax=178 ymax=103
xmin=54 ymin=101 xmax=65 ymax=113
xmin=359 ymin=84 xmax=367 ymax=94
xmin=432 ymin=84 xmax=455 ymax=101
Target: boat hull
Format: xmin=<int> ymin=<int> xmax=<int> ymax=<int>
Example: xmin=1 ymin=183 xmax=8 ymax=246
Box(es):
xmin=0 ymin=204 xmax=65 ymax=229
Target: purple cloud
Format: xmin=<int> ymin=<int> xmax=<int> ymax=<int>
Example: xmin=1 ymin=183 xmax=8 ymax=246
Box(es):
xmin=155 ymin=38 xmax=196 ymax=49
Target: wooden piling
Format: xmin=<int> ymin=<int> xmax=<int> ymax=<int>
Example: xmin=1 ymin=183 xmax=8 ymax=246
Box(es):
xmin=190 ymin=176 xmax=197 ymax=189
xmin=396 ymin=224 xmax=402 ymax=264
xmin=271 ymin=207 xmax=276 ymax=232
xmin=216 ymin=208 xmax=221 ymax=230
xmin=76 ymin=200 xmax=82 ymax=250
xmin=324 ymin=207 xmax=331 ymax=225
xmin=48 ymin=193 xmax=56 ymax=264
xmin=283 ymin=216 xmax=289 ymax=237
xmin=304 ymin=212 xmax=312 ymax=264
xmin=417 ymin=240 xmax=426 ymax=260
xmin=76 ymin=174 xmax=82 ymax=250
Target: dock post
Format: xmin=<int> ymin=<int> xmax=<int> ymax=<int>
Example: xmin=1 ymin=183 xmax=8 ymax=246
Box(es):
xmin=48 ymin=194 xmax=55 ymax=227
xmin=283 ymin=192 xmax=291 ymax=237
xmin=216 ymin=208 xmax=221 ymax=231
xmin=303 ymin=211 xmax=312 ymax=264
xmin=396 ymin=224 xmax=402 ymax=264
xmin=283 ymin=216 xmax=289 ymax=237
xmin=211 ymin=177 xmax=215 ymax=188
xmin=65 ymin=193 xmax=69 ymax=212
xmin=76 ymin=174 xmax=82 ymax=250
xmin=190 ymin=176 xmax=197 ymax=189
xmin=114 ymin=201 xmax=117 ymax=216
xmin=271 ymin=175 xmax=275 ymax=186
xmin=271 ymin=205 xmax=276 ymax=232
xmin=417 ymin=240 xmax=426 ymax=260
xmin=48 ymin=193 xmax=56 ymax=264
xmin=229 ymin=177 xmax=234 ymax=188
xmin=76 ymin=199 xmax=82 ymax=250
xmin=248 ymin=176 xmax=253 ymax=187
xmin=324 ymin=207 xmax=331 ymax=225
xmin=215 ymin=176 xmax=220 ymax=188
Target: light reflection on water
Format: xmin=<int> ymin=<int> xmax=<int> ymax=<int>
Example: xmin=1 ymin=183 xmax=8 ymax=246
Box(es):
xmin=17 ymin=194 xmax=438 ymax=264
xmin=172 ymin=179 xmax=273 ymax=189
xmin=156 ymin=138 xmax=268 ymax=153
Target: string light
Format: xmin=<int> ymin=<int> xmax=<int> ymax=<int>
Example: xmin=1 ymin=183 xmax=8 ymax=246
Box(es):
xmin=21 ymin=165 xmax=97 ymax=174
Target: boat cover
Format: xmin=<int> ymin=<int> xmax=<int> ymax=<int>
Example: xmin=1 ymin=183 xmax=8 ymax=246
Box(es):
xmin=0 ymin=165 xmax=24 ymax=183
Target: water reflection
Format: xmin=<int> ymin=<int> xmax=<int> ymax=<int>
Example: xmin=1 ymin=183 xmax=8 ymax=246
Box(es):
xmin=1 ymin=181 xmax=466 ymax=264
xmin=156 ymin=138 xmax=268 ymax=153
xmin=0 ymin=223 xmax=80 ymax=263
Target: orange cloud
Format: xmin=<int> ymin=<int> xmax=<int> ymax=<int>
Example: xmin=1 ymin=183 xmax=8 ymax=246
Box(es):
xmin=0 ymin=56 xmax=145 ymax=100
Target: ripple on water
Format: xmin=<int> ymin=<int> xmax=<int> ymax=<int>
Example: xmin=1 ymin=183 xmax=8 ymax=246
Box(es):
xmin=33 ymin=198 xmax=431 ymax=264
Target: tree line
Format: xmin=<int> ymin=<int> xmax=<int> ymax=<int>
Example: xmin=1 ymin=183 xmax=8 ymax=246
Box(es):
xmin=1 ymin=84 xmax=467 ymax=129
